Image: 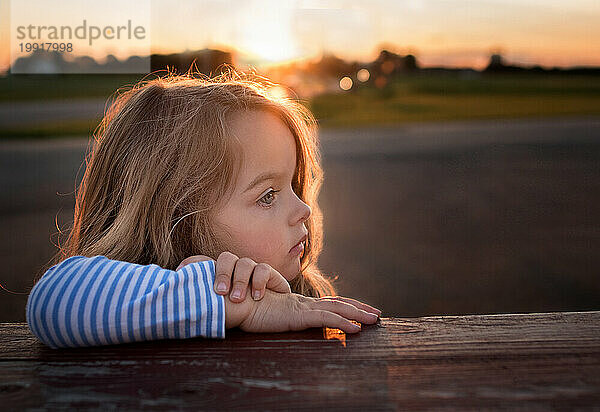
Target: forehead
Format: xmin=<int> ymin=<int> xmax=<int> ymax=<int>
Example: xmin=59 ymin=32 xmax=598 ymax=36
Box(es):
xmin=228 ymin=110 xmax=297 ymax=182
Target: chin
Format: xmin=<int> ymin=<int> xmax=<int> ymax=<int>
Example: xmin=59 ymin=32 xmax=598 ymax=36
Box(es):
xmin=281 ymin=264 xmax=301 ymax=282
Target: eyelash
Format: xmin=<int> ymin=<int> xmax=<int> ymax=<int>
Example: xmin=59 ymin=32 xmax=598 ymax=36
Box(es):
xmin=258 ymin=189 xmax=280 ymax=208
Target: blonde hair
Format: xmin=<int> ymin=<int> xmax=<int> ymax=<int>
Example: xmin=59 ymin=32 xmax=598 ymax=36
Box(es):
xmin=40 ymin=67 xmax=337 ymax=298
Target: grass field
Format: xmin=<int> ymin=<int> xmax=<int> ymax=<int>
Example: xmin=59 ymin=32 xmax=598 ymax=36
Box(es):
xmin=0 ymin=74 xmax=144 ymax=102
xmin=1 ymin=72 xmax=600 ymax=137
xmin=309 ymin=73 xmax=600 ymax=127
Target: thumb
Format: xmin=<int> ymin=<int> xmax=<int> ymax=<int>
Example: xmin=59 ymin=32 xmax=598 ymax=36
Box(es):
xmin=176 ymin=255 xmax=214 ymax=271
xmin=266 ymin=270 xmax=292 ymax=294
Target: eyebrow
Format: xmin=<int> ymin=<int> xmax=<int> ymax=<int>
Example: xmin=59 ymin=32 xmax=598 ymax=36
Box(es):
xmin=243 ymin=172 xmax=284 ymax=194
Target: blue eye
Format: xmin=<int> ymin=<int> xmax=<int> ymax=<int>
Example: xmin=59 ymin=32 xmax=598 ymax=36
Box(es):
xmin=258 ymin=189 xmax=280 ymax=207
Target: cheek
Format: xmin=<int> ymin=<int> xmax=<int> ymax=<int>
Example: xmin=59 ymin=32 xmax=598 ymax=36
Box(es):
xmin=244 ymin=227 xmax=286 ymax=260
xmin=225 ymin=223 xmax=298 ymax=282
xmin=222 ymin=221 xmax=285 ymax=262
xmin=213 ymin=202 xmax=288 ymax=262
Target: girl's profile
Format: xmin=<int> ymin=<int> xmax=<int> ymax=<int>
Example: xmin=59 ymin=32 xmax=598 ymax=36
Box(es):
xmin=26 ymin=67 xmax=381 ymax=349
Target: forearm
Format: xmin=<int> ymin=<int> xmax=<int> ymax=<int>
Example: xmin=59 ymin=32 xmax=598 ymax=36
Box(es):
xmin=27 ymin=255 xmax=227 ymax=348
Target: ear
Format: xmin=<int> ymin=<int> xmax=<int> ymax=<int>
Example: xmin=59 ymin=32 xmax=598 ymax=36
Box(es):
xmin=176 ymin=255 xmax=214 ymax=271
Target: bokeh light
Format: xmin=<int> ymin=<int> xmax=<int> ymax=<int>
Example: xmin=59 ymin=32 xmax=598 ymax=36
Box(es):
xmin=381 ymin=60 xmax=395 ymax=74
xmin=374 ymin=76 xmax=387 ymax=88
xmin=357 ymin=68 xmax=370 ymax=82
xmin=339 ymin=76 xmax=353 ymax=91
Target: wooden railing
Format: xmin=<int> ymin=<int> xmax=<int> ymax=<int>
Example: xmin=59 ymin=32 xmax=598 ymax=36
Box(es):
xmin=1 ymin=311 xmax=599 ymax=409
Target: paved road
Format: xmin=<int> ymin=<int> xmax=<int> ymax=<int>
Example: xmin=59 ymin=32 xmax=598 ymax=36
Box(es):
xmin=1 ymin=116 xmax=599 ymax=321
xmin=319 ymin=115 xmax=600 ymax=156
xmin=1 ymin=115 xmax=598 ymax=214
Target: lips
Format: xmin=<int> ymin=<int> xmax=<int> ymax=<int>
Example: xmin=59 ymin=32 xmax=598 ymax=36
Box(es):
xmin=290 ymin=233 xmax=308 ymax=253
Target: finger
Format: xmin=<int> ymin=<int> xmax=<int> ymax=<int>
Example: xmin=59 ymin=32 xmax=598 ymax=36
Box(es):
xmin=302 ymin=309 xmax=363 ymax=334
xmin=314 ymin=298 xmax=379 ymax=325
xmin=263 ymin=267 xmax=291 ymax=294
xmin=250 ymin=265 xmax=291 ymax=299
xmin=213 ymin=251 xmax=238 ymax=295
xmin=250 ymin=264 xmax=270 ymax=300
xmin=319 ymin=296 xmax=382 ymax=316
xmin=230 ymin=257 xmax=256 ymax=302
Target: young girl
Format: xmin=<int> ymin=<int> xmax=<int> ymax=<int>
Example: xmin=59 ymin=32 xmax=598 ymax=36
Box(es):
xmin=26 ymin=68 xmax=382 ymax=349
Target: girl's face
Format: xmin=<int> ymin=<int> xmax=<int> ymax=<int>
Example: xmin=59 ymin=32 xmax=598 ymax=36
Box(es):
xmin=211 ymin=109 xmax=312 ymax=281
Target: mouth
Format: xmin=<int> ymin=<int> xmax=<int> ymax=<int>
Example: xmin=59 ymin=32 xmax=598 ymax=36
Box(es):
xmin=289 ymin=234 xmax=308 ymax=254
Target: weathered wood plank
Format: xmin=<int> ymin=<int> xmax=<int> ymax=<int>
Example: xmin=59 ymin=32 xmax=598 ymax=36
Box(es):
xmin=1 ymin=311 xmax=598 ymax=410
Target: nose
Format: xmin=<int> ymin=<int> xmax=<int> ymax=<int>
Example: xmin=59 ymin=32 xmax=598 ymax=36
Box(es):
xmin=299 ymin=201 xmax=311 ymax=223
xmin=291 ymin=194 xmax=311 ymax=225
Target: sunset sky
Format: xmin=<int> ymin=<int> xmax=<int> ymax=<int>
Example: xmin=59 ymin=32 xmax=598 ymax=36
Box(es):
xmin=1 ymin=0 xmax=599 ymax=73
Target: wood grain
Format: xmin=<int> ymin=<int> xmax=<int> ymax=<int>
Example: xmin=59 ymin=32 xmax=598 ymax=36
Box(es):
xmin=1 ymin=311 xmax=599 ymax=410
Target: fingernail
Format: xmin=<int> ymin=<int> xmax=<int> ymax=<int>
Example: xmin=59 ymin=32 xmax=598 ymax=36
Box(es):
xmin=352 ymin=323 xmax=361 ymax=331
xmin=216 ymin=282 xmax=227 ymax=293
xmin=231 ymin=289 xmax=241 ymax=299
xmin=253 ymin=290 xmax=261 ymax=300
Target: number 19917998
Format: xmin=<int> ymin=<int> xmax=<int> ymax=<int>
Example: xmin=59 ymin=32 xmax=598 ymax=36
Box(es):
xmin=19 ymin=43 xmax=73 ymax=53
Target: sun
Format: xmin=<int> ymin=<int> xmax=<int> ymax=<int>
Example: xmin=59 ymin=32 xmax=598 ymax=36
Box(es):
xmin=235 ymin=5 xmax=301 ymax=64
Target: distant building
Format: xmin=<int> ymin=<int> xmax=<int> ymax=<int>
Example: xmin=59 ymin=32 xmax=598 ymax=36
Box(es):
xmin=483 ymin=53 xmax=526 ymax=73
xmin=150 ymin=49 xmax=234 ymax=75
xmin=373 ymin=50 xmax=419 ymax=76
xmin=10 ymin=49 xmax=150 ymax=74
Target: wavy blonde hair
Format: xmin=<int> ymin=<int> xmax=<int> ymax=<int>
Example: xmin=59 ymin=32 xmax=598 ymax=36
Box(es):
xmin=40 ymin=67 xmax=337 ymax=298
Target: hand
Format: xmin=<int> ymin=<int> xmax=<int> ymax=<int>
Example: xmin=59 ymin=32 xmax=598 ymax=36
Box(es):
xmin=176 ymin=251 xmax=291 ymax=303
xmin=225 ymin=287 xmax=382 ymax=334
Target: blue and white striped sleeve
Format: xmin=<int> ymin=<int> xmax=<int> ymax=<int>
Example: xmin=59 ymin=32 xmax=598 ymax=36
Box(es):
xmin=26 ymin=255 xmax=226 ymax=349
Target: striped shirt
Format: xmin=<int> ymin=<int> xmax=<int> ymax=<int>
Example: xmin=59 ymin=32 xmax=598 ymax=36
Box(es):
xmin=26 ymin=255 xmax=226 ymax=349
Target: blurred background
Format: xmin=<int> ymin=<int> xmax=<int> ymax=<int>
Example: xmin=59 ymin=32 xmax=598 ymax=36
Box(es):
xmin=0 ymin=0 xmax=599 ymax=321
